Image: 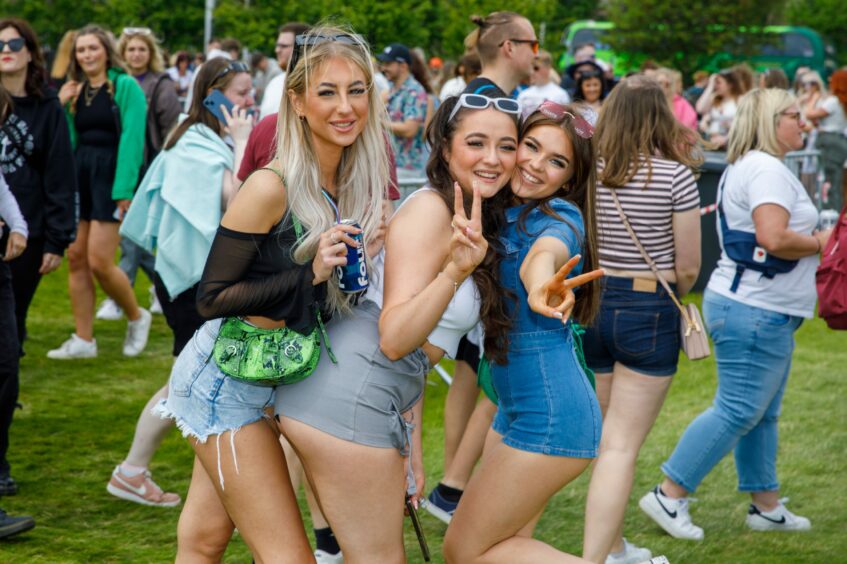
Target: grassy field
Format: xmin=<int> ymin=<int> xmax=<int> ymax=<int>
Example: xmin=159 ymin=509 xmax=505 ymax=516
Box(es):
xmin=2 ymin=266 xmax=846 ymax=563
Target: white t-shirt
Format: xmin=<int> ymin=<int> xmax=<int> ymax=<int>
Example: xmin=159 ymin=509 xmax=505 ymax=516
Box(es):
xmin=707 ymin=98 xmax=737 ymax=136
xmin=439 ymin=76 xmax=466 ymax=102
xmin=818 ymin=95 xmax=847 ymax=134
xmin=259 ymin=72 xmax=286 ymax=119
xmin=708 ymin=150 xmax=820 ymax=318
xmin=517 ymin=82 xmax=571 ymax=119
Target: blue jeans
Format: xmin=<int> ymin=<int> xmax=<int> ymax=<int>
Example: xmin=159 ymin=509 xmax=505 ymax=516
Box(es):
xmin=662 ymin=290 xmax=803 ymax=493
xmin=119 ymin=237 xmax=155 ymax=287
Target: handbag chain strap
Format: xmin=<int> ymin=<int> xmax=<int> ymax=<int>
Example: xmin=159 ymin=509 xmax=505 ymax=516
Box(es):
xmin=608 ymin=189 xmax=700 ymax=333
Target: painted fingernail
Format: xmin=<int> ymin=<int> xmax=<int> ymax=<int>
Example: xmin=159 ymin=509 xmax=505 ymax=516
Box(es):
xmin=554 ymin=311 xmax=564 ymax=319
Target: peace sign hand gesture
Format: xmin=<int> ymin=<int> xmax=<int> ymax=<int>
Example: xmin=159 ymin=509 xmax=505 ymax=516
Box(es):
xmin=448 ymin=182 xmax=487 ymax=278
xmin=527 ymin=255 xmax=604 ymax=324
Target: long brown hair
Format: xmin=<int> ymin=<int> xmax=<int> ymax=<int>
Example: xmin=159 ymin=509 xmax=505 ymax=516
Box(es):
xmin=513 ymin=106 xmax=600 ymax=328
xmin=425 ymin=96 xmax=515 ymax=364
xmin=164 ymin=57 xmax=240 ymax=150
xmin=0 ymin=17 xmax=48 ymax=97
xmin=67 ymin=25 xmax=129 ymax=83
xmin=595 ymin=75 xmax=703 ymax=187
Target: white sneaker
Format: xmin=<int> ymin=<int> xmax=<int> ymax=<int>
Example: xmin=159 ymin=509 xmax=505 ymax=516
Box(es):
xmin=95 ymin=298 xmax=123 ymax=320
xmin=149 ymin=286 xmax=163 ymax=315
xmin=606 ymin=538 xmax=652 ymax=564
xmin=314 ymin=549 xmax=343 ymax=563
xmin=746 ymin=499 xmax=811 ymax=532
xmin=123 ymin=308 xmax=153 ymax=357
xmin=639 ymin=486 xmax=704 ymax=540
xmin=47 ymin=334 xmax=97 ymax=359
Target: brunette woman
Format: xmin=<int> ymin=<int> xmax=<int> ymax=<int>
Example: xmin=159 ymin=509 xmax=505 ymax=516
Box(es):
xmin=581 ymin=75 xmax=702 ymax=564
xmin=50 ymin=25 xmax=150 ymax=359
xmin=444 ymin=101 xmax=603 ymax=563
xmin=276 ymin=92 xmax=520 ymax=562
xmin=697 ymin=68 xmax=745 ymax=149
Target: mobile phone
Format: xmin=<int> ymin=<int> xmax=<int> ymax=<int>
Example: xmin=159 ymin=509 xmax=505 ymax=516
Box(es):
xmin=405 ymin=495 xmax=431 ymax=562
xmin=202 ymin=89 xmax=254 ymax=124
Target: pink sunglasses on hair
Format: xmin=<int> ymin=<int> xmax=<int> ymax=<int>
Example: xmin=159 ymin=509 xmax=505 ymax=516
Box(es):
xmin=537 ymin=101 xmax=595 ymax=139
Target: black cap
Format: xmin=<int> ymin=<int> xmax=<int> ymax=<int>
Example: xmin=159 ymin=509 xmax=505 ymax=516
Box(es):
xmin=565 ymin=60 xmax=604 ymax=80
xmin=377 ymin=43 xmax=411 ymax=65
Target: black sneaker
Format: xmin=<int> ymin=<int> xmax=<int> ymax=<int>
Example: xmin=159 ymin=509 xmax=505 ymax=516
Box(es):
xmin=0 ymin=508 xmax=34 ymax=539
xmin=0 ymin=475 xmax=17 ymax=496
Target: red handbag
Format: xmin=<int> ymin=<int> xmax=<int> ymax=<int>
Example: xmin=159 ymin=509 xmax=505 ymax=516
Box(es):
xmin=816 ymin=206 xmax=847 ymax=330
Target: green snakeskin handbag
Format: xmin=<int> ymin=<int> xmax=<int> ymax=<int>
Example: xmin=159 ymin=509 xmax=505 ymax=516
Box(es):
xmin=212 ymin=212 xmax=334 ymax=386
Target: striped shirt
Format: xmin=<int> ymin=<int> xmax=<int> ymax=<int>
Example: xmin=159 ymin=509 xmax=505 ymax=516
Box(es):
xmin=596 ymin=156 xmax=699 ymax=271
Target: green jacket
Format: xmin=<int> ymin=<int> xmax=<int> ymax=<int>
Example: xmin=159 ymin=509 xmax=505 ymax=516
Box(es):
xmin=65 ymin=67 xmax=147 ymax=201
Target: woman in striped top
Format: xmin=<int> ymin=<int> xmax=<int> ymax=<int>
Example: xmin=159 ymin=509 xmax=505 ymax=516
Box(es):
xmin=581 ymin=75 xmax=703 ymax=564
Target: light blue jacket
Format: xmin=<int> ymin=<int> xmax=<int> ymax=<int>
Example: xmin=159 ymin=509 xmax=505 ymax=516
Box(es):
xmin=120 ymin=122 xmax=232 ymax=296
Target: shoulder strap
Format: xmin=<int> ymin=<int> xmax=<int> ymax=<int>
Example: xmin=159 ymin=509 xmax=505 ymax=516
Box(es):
xmin=254 ymin=167 xmax=302 ymax=238
xmin=608 ymin=189 xmax=695 ymax=326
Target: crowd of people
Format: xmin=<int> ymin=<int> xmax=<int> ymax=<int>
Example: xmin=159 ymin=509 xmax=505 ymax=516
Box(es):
xmin=0 ymin=9 xmax=840 ymax=564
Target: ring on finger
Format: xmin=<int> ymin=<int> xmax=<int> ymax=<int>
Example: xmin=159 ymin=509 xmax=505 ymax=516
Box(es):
xmin=330 ymin=232 xmax=339 ymax=243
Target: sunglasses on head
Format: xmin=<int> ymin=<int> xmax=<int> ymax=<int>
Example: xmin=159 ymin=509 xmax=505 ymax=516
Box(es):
xmin=536 ymin=101 xmax=595 ymax=139
xmin=0 ymin=38 xmax=25 ymax=53
xmin=213 ymin=61 xmax=250 ymax=83
xmin=499 ymin=38 xmax=539 ymax=55
xmin=287 ymin=33 xmax=365 ymax=73
xmin=121 ymin=27 xmax=153 ymax=37
xmin=447 ymin=93 xmax=521 ymax=122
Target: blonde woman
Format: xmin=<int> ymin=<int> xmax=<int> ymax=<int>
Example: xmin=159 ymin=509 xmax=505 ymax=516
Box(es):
xmin=154 ymin=26 xmax=388 ymax=562
xmin=640 ymin=88 xmax=830 ymax=540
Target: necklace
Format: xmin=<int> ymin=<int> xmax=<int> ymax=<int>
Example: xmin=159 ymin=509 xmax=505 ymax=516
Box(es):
xmin=83 ymin=82 xmax=103 ymax=107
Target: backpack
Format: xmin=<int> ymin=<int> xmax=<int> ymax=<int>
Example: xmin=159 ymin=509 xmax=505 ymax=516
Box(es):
xmin=816 ymin=205 xmax=847 ymax=330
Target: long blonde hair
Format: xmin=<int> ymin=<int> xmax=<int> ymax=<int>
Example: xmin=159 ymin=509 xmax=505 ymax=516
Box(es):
xmin=726 ymin=88 xmax=796 ymax=163
xmin=117 ymin=28 xmax=165 ymax=74
xmin=276 ymin=24 xmax=389 ymax=315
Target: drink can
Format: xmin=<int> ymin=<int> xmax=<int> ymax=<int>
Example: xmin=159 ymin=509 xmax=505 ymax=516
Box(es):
xmin=820 ymin=209 xmax=839 ymax=230
xmin=336 ymin=219 xmax=368 ymax=293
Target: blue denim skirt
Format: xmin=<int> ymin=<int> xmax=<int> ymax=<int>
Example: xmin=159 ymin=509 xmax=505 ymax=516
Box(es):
xmin=155 ymin=318 xmax=275 ymax=443
xmin=491 ymin=327 xmax=601 ymax=458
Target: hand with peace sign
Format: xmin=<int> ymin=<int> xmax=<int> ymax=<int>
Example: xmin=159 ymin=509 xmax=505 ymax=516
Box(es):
xmin=527 ymin=255 xmax=604 ymax=324
xmin=447 ymin=181 xmax=488 ymax=278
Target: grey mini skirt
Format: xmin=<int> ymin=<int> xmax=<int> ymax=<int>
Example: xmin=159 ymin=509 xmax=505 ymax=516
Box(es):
xmin=274 ymin=299 xmax=430 ymax=453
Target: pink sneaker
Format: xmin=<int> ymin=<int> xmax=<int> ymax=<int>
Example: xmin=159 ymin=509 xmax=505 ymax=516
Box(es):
xmin=107 ymin=466 xmax=181 ymax=507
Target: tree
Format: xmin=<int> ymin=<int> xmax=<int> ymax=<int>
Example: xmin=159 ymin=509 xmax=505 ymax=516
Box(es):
xmin=605 ymin=0 xmax=786 ymax=79
xmin=785 ymin=0 xmax=847 ymax=66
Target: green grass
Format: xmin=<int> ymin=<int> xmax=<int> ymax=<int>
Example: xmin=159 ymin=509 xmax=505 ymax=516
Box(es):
xmin=3 ymin=265 xmax=846 ymax=563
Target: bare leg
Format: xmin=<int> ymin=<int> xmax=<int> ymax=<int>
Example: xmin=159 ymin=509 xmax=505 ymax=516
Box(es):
xmin=444 ymin=429 xmax=591 ymax=564
xmin=583 ymin=364 xmax=672 ymax=563
xmin=87 ymin=221 xmax=141 ymax=320
xmin=444 ymin=360 xmax=480 ymax=469
xmin=176 ymin=457 xmax=234 ymax=564
xmin=279 ymin=432 xmax=330 ymax=529
xmin=751 ymin=490 xmax=780 ymax=512
xmin=441 ymin=397 xmax=497 ymax=489
xmin=280 ymin=416 xmax=406 ymax=564
xmin=125 ymin=384 xmax=173 ymax=467
xmin=191 ymin=420 xmax=315 ymax=564
xmin=67 ymin=221 xmax=96 ymax=341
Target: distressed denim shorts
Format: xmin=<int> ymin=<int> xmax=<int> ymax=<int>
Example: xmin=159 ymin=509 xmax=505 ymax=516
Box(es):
xmin=154 ymin=319 xmax=275 ymax=444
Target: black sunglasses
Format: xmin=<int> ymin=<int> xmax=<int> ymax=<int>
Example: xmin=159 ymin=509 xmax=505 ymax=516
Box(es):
xmin=0 ymin=38 xmax=25 ymax=53
xmin=288 ymin=33 xmax=365 ymax=73
xmin=498 ymin=38 xmax=539 ymax=54
xmin=213 ymin=61 xmax=249 ymax=83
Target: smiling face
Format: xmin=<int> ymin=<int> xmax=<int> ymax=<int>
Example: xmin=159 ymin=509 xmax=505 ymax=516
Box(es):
xmin=0 ymin=26 xmax=30 ymax=75
xmin=581 ymin=77 xmax=602 ymax=103
xmin=290 ymin=56 xmax=369 ymax=153
xmin=123 ymin=37 xmax=150 ymax=75
xmin=221 ymin=71 xmax=254 ymax=109
xmin=75 ymin=34 xmax=108 ymax=79
xmin=512 ymin=124 xmax=575 ymax=201
xmin=445 ymin=107 xmax=518 ymax=199
xmin=775 ymin=104 xmax=805 ymax=154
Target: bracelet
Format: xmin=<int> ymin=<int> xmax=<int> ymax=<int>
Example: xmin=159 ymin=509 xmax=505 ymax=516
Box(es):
xmin=439 ymin=271 xmax=459 ymax=297
xmin=814 ymin=236 xmax=822 ymax=254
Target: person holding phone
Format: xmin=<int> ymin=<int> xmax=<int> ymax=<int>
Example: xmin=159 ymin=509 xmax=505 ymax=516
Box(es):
xmin=108 ymin=57 xmax=254 ymax=508
xmin=444 ymin=102 xmax=603 ymax=563
xmin=50 ymin=24 xmax=149 ymax=359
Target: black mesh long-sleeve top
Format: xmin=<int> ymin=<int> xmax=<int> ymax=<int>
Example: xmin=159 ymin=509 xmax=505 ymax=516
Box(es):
xmin=195 ymin=213 xmax=328 ymax=334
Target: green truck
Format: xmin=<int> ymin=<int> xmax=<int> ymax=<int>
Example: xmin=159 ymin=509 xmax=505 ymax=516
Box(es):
xmin=559 ymin=20 xmax=838 ymax=80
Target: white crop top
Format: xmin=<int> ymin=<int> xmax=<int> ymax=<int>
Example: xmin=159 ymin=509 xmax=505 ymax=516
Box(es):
xmin=365 ymin=188 xmax=481 ymax=358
